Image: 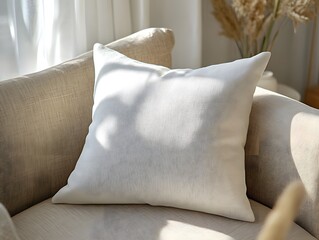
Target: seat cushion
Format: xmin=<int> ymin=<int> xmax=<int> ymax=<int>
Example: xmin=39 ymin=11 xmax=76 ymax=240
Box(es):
xmin=13 ymin=199 xmax=315 ymax=240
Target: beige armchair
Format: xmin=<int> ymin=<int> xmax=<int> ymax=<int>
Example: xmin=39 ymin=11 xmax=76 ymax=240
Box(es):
xmin=0 ymin=28 xmax=318 ymax=240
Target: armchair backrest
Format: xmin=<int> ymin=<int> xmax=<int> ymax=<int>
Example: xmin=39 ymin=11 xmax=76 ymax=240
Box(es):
xmin=0 ymin=28 xmax=174 ymax=216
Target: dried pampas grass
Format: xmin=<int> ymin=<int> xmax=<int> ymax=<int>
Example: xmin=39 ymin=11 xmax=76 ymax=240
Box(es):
xmin=284 ymin=0 xmax=317 ymax=29
xmin=211 ymin=0 xmax=318 ymax=57
xmin=211 ymin=0 xmax=241 ymax=40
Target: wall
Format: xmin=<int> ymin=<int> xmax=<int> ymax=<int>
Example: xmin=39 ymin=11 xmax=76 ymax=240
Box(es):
xmin=202 ymin=0 xmax=239 ymax=64
xmin=150 ymin=0 xmax=202 ymax=69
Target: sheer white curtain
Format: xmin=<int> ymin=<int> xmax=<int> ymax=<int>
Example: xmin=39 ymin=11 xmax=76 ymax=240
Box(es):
xmin=0 ymin=0 xmax=150 ymax=81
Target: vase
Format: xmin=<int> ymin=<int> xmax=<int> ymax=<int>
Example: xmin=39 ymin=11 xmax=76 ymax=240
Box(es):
xmin=257 ymin=71 xmax=278 ymax=92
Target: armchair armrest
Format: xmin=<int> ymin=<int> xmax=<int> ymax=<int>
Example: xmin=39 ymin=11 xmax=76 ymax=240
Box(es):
xmin=245 ymin=87 xmax=319 ymax=238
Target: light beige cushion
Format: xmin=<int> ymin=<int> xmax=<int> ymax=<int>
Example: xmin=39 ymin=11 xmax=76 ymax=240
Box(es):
xmin=13 ymin=199 xmax=316 ymax=240
xmin=53 ymin=46 xmax=270 ymax=221
xmin=0 ymin=203 xmax=21 ymax=240
xmin=246 ymin=87 xmax=319 ymax=238
xmin=0 ymin=28 xmax=174 ymax=216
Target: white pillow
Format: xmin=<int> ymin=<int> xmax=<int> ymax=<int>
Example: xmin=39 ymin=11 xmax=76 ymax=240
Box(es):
xmin=53 ymin=44 xmax=270 ymax=222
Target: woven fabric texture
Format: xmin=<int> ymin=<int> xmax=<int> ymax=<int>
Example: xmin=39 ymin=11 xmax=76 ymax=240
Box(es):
xmin=0 ymin=28 xmax=174 ymax=216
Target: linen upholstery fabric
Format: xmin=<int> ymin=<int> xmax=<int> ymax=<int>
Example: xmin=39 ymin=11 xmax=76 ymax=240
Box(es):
xmin=13 ymin=199 xmax=316 ymax=240
xmin=53 ymin=46 xmax=270 ymax=221
xmin=0 ymin=203 xmax=21 ymax=240
xmin=0 ymin=28 xmax=174 ymax=216
xmin=245 ymin=87 xmax=319 ymax=238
